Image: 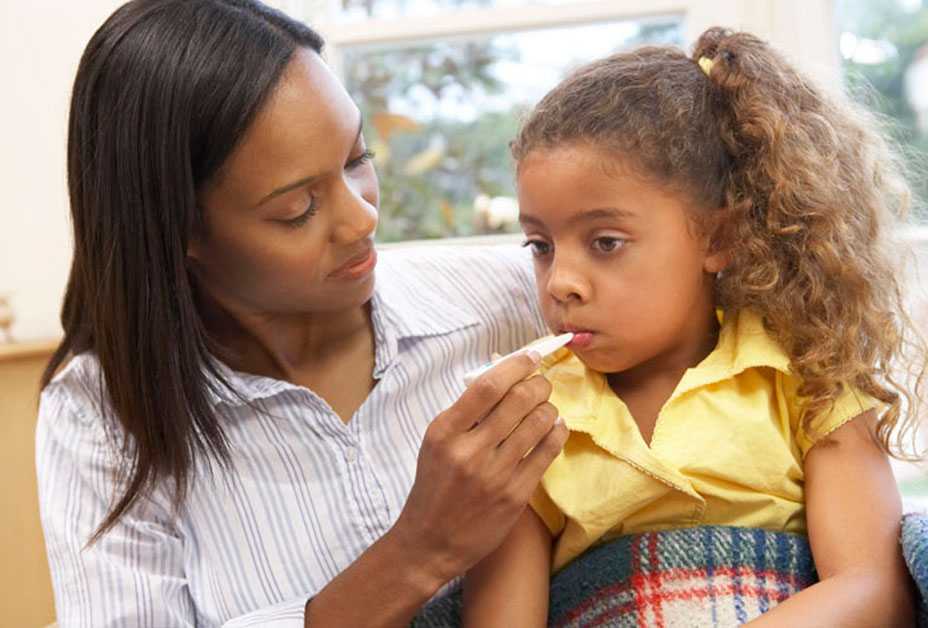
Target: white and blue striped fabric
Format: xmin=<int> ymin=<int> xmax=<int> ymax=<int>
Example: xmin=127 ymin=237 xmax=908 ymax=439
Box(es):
xmin=36 ymin=245 xmax=548 ymax=628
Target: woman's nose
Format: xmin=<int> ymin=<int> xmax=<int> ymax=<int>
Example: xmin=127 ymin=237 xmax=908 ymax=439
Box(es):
xmin=331 ymin=177 xmax=378 ymax=244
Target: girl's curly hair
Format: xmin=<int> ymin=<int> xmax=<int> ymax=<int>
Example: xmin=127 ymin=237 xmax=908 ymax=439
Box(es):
xmin=511 ymin=27 xmax=926 ymax=457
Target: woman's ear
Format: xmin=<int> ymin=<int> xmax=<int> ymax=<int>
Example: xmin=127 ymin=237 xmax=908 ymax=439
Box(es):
xmin=187 ymin=208 xmax=207 ymax=262
xmin=187 ymin=237 xmax=202 ymax=262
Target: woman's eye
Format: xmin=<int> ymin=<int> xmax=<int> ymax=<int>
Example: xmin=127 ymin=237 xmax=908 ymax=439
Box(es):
xmin=521 ymin=239 xmax=551 ymax=257
xmin=593 ymin=237 xmax=625 ymax=253
xmin=347 ymin=150 xmax=375 ymax=170
xmin=281 ymin=196 xmax=318 ymax=228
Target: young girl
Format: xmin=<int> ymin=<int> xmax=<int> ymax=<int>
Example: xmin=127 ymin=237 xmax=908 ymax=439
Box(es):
xmin=463 ymin=27 xmax=925 ymax=626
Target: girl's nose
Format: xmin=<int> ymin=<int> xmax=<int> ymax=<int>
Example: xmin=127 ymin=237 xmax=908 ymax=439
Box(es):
xmin=547 ymin=254 xmax=590 ymax=304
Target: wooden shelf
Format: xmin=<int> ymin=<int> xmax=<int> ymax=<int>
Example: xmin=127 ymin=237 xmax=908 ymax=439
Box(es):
xmin=0 ymin=339 xmax=60 ymax=362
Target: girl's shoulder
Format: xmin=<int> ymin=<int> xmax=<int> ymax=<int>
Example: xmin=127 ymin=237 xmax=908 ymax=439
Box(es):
xmin=721 ymin=311 xmax=882 ymax=456
xmin=776 ymin=370 xmax=883 ymax=458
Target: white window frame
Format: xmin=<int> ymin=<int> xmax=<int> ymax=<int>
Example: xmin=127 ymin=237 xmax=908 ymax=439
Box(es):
xmin=298 ymin=0 xmax=842 ymax=86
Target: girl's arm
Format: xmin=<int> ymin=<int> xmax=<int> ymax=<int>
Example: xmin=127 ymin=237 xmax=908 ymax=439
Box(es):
xmin=747 ymin=409 xmax=915 ymax=627
xmin=463 ymin=507 xmax=553 ymax=628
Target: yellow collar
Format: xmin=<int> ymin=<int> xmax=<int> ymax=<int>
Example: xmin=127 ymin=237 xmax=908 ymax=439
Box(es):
xmin=541 ymin=309 xmax=792 ymax=420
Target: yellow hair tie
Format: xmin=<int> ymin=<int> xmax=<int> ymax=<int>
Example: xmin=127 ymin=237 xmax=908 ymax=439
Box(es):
xmin=698 ymin=56 xmax=714 ymax=76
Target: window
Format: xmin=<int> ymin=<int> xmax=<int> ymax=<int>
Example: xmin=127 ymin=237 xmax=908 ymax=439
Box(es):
xmin=302 ymin=0 xmax=838 ymax=242
xmin=338 ymin=0 xmax=610 ymax=23
xmin=341 ymin=17 xmax=683 ymax=241
xmin=837 ymin=0 xmax=928 ymax=504
xmin=838 ymin=0 xmax=928 ymax=222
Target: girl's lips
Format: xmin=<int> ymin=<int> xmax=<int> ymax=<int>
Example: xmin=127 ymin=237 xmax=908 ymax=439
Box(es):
xmin=565 ymin=331 xmax=594 ymax=349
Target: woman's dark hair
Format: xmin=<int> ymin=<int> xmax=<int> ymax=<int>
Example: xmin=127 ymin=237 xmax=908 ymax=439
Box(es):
xmin=42 ymin=0 xmax=324 ymax=541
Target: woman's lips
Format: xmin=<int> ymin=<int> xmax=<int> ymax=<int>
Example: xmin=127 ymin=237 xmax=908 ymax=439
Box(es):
xmin=330 ymin=248 xmax=378 ymax=280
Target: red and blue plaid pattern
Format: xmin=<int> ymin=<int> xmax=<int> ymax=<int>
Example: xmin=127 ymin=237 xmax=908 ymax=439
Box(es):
xmin=548 ymin=526 xmax=816 ymax=627
xmin=413 ymin=526 xmax=818 ymax=627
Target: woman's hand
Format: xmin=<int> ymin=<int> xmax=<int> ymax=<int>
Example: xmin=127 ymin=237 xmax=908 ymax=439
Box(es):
xmin=303 ymin=351 xmax=567 ymax=628
xmin=390 ymin=350 xmax=568 ymax=587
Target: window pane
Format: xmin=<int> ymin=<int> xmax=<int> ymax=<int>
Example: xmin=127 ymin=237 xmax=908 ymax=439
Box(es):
xmin=838 ymin=0 xmax=928 ymax=221
xmin=342 ymin=17 xmax=683 ymax=242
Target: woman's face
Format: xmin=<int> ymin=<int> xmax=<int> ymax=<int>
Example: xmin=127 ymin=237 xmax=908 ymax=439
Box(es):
xmin=191 ymin=49 xmax=379 ymax=317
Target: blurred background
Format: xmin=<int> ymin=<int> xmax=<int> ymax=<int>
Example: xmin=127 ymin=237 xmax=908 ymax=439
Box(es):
xmin=0 ymin=0 xmax=926 ymax=625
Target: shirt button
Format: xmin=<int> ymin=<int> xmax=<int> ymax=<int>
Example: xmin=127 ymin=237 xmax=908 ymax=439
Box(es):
xmin=345 ymin=446 xmax=359 ymax=464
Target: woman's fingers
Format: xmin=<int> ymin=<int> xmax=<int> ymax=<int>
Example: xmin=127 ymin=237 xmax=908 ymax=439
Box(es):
xmin=471 ymin=375 xmax=552 ymax=447
xmin=494 ymin=401 xmax=559 ymax=463
xmin=393 ymin=358 xmax=566 ymax=584
xmin=442 ymin=351 xmax=543 ymax=433
xmin=513 ymin=418 xmax=569 ymax=495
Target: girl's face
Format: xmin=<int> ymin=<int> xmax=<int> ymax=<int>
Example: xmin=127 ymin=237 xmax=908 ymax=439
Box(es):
xmin=517 ymin=144 xmax=727 ymax=377
xmin=190 ymin=49 xmax=380 ymax=318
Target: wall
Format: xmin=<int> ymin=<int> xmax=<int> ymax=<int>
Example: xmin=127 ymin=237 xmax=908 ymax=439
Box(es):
xmin=0 ymin=0 xmax=126 ymax=342
xmin=0 ymin=0 xmax=318 ymax=344
xmin=0 ymin=343 xmax=58 ymax=627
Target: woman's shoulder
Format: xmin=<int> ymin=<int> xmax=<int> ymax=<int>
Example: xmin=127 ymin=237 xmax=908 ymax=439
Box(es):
xmin=40 ymin=352 xmax=115 ymax=432
xmin=378 ymin=243 xmax=534 ymax=284
xmin=378 ymin=243 xmax=539 ymax=306
xmin=376 ymin=243 xmax=547 ymax=339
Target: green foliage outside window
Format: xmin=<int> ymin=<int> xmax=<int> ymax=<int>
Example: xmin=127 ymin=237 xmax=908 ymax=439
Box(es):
xmin=839 ymin=0 xmax=928 ymax=220
xmin=341 ymin=19 xmax=682 ymax=242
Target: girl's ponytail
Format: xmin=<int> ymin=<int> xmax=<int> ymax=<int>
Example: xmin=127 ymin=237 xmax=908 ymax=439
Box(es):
xmin=693 ymin=28 xmax=923 ymax=455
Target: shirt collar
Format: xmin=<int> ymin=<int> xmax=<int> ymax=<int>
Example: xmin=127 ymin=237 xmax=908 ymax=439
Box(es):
xmin=674 ymin=309 xmax=791 ymax=396
xmin=202 ymin=269 xmax=481 ymax=407
xmin=372 ymin=267 xmax=481 ymax=340
xmin=542 ymin=308 xmax=792 ymax=414
xmin=201 ymin=355 xmax=291 ymax=407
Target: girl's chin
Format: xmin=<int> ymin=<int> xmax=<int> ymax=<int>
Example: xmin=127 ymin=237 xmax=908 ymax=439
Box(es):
xmin=570 ymin=347 xmax=624 ymax=373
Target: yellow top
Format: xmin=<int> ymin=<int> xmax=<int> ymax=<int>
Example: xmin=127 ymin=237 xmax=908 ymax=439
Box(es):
xmin=531 ymin=310 xmax=879 ymax=571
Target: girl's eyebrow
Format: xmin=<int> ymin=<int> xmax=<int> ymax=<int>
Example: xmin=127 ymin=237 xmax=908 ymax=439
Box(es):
xmin=520 ymin=207 xmax=636 ymax=229
xmin=568 ymin=207 xmax=636 ymax=226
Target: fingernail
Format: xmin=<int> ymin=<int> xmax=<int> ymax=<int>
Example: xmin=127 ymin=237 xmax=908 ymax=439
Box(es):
xmin=526 ymin=350 xmax=542 ymax=365
xmin=555 ymin=416 xmax=565 ymax=426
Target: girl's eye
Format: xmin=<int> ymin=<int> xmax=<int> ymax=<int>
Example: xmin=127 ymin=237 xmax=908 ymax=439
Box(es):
xmin=592 ymin=237 xmax=625 ymax=253
xmin=347 ymin=150 xmax=375 ymax=170
xmin=281 ymin=196 xmax=318 ymax=229
xmin=521 ymin=239 xmax=552 ymax=257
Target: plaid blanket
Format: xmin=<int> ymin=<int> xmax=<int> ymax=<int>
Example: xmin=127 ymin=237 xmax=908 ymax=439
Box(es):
xmin=903 ymin=514 xmax=928 ymax=627
xmin=547 ymin=526 xmax=816 ymax=627
xmin=412 ymin=526 xmax=818 ymax=627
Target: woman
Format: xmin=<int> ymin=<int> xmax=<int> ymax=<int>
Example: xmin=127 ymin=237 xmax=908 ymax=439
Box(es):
xmin=35 ymin=1 xmax=568 ymax=626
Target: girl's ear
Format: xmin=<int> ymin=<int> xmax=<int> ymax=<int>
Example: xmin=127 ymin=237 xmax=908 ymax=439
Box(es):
xmin=703 ymin=216 xmax=731 ymax=274
xmin=704 ymin=249 xmax=731 ymax=274
xmin=703 ymin=206 xmax=732 ymax=275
